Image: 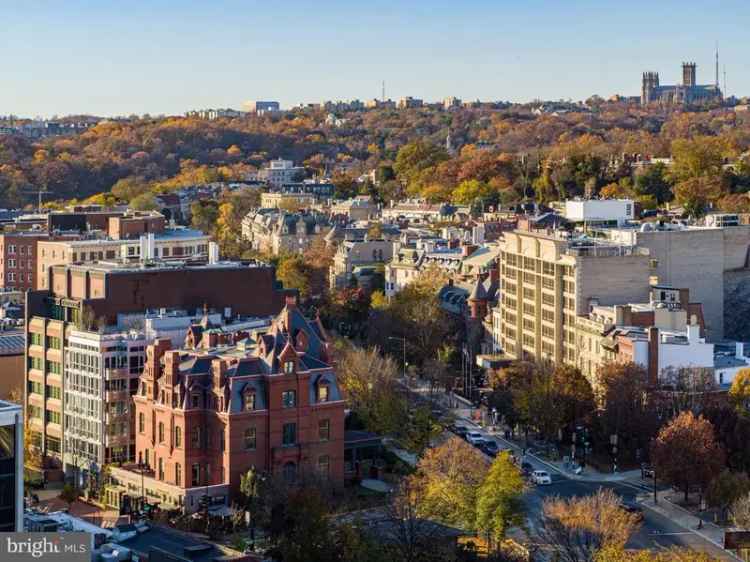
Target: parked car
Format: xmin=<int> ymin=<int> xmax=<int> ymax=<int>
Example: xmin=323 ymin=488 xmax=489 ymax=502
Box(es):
xmin=521 ymin=462 xmax=533 ymax=475
xmin=481 ymin=441 xmax=501 ymax=457
xmin=531 ymin=470 xmax=552 ymax=485
xmin=466 ymin=431 xmax=485 ymax=445
xmin=452 ymin=426 xmax=468 ymax=438
xmin=642 ymin=464 xmax=655 ymax=479
xmin=620 ymin=501 xmax=644 ymax=522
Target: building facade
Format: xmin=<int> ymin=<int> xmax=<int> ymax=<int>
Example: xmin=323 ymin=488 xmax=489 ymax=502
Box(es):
xmin=0 ymin=400 xmax=23 ymax=532
xmin=110 ymin=299 xmax=345 ymax=513
xmin=25 ymin=260 xmax=290 ymax=480
xmin=498 ymin=229 xmax=651 ymax=366
xmin=0 ymin=232 xmax=46 ymax=291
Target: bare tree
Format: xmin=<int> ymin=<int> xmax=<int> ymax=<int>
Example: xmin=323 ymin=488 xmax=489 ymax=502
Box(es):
xmin=538 ymin=488 xmax=640 ymax=562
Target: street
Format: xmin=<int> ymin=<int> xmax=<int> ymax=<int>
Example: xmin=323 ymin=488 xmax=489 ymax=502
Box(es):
xmin=452 ymin=421 xmax=737 ymax=561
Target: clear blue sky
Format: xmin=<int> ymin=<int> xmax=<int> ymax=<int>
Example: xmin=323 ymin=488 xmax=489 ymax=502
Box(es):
xmin=3 ymin=0 xmax=748 ymax=117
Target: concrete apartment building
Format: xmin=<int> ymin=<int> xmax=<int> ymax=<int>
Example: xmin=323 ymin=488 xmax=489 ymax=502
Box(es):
xmin=25 ymin=260 xmax=290 ymax=481
xmin=107 ymin=298 xmax=345 ymax=513
xmin=0 ymin=400 xmax=23 ymax=532
xmin=605 ymin=223 xmax=750 ymax=340
xmin=498 ymin=228 xmax=651 ymax=365
xmin=36 ymin=228 xmax=211 ymax=289
xmin=260 ymin=192 xmax=317 ymax=210
xmin=0 ymin=232 xmax=47 ymax=291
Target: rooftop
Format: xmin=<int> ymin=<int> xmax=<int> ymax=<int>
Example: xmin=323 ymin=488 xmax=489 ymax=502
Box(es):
xmin=56 ymin=259 xmax=269 ymax=275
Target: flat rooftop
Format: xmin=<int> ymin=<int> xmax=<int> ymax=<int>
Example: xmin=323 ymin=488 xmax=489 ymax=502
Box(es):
xmin=55 ymin=259 xmax=270 ymax=275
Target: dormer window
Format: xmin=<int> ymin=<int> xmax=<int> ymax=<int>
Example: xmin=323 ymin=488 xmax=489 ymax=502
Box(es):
xmin=191 ymin=394 xmax=200 ymax=408
xmin=318 ymin=384 xmax=329 ymax=403
xmin=284 ymin=361 xmax=295 ymax=374
xmin=244 ymin=390 xmax=256 ymax=411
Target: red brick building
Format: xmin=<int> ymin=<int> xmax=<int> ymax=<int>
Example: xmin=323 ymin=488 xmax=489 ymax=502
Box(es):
xmin=0 ymin=232 xmax=46 ymax=291
xmin=117 ymin=298 xmax=345 ymax=513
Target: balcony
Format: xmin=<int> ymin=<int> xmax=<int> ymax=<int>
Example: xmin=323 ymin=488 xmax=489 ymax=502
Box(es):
xmin=105 ymin=389 xmax=130 ymax=401
xmin=105 ymin=410 xmax=129 ymax=424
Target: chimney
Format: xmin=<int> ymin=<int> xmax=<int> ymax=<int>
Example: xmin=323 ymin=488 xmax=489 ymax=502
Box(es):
xmin=647 ymin=327 xmax=659 ymax=386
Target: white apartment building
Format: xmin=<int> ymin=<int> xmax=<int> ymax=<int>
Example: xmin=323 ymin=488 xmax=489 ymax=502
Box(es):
xmin=257 ymin=159 xmax=306 ymax=187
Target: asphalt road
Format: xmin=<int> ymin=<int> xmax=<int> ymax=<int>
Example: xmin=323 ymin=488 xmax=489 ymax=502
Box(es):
xmin=451 ymin=423 xmax=735 ymax=560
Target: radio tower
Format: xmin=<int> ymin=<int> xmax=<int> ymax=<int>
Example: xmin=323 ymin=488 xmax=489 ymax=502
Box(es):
xmin=381 ymin=80 xmax=386 ymax=102
xmin=715 ymin=42 xmax=719 ymax=90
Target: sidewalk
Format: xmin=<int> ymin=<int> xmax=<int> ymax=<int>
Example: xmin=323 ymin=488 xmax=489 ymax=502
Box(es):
xmin=640 ymin=490 xmax=738 ymax=560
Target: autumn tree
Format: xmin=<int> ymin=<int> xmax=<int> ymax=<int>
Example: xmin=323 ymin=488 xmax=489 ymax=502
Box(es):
xmin=596 ymin=546 xmax=721 ymax=562
xmin=276 ymin=254 xmax=315 ymax=299
xmin=673 ymin=176 xmax=724 ymax=217
xmin=475 ymin=452 xmax=525 ymax=548
xmin=728 ymin=368 xmax=750 ymax=415
xmin=731 ymin=493 xmax=750 ymax=529
xmin=410 ymin=436 xmax=489 ymax=531
xmin=333 ymin=343 xmax=408 ymax=436
xmin=596 ymin=362 xmax=659 ymax=463
xmin=634 ymin=162 xmax=673 ymax=205
xmin=539 ymin=489 xmax=640 ymax=562
xmin=651 ymin=411 xmax=725 ymax=503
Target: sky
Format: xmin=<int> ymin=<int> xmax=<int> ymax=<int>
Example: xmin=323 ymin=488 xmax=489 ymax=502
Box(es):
xmin=2 ymin=0 xmax=748 ymax=117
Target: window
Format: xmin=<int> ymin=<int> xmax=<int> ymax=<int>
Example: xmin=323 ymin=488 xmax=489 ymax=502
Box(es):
xmin=283 ymin=461 xmax=297 ymax=483
xmin=175 ymin=426 xmax=182 ymax=448
xmin=282 ymin=422 xmax=297 ymax=446
xmin=45 ymin=410 xmax=61 ymax=425
xmin=8 ymin=245 xmax=15 ymax=254
xmin=319 ymin=419 xmax=330 ymax=442
xmin=318 ymin=384 xmax=329 ymax=403
xmin=220 ymin=429 xmax=225 ymax=451
xmin=45 ymin=385 xmax=61 ymax=400
xmin=27 ymin=381 xmax=43 ymax=395
xmin=282 ymin=390 xmax=296 ymax=408
xmin=46 ymin=361 xmax=61 ymax=375
xmin=28 ymin=405 xmax=42 ymax=420
xmin=138 ymin=413 xmax=145 ymax=434
xmin=244 ymin=427 xmax=256 ymax=450
xmin=29 ymin=332 xmax=43 ymax=346
xmin=284 ymin=361 xmax=295 ymax=374
xmin=191 ymin=394 xmax=200 ymax=408
xmin=318 ymin=455 xmax=330 ymax=477
xmin=191 ymin=427 xmax=201 ymax=447
xmin=192 ymin=463 xmax=200 ymax=486
xmin=244 ymin=390 xmax=256 ymax=411
xmin=175 ymin=463 xmax=182 ymax=486
xmin=158 ymin=457 xmax=164 ymax=480
xmin=158 ymin=422 xmax=164 ymax=443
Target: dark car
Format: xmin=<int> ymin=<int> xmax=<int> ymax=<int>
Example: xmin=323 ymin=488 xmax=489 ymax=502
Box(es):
xmin=641 ymin=464 xmax=655 ymax=478
xmin=521 ymin=462 xmax=533 ymax=476
xmin=453 ymin=426 xmax=468 ymax=438
xmin=481 ymin=441 xmax=501 ymax=457
xmin=621 ymin=502 xmax=645 ymax=522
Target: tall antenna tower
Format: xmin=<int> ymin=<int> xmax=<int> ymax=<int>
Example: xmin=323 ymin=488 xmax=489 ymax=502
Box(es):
xmin=381 ymin=80 xmax=386 ymax=102
xmin=723 ymin=65 xmax=727 ymax=97
xmin=715 ymin=41 xmax=719 ymax=89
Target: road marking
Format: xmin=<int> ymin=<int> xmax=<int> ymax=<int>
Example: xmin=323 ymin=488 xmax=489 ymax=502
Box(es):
xmin=650 ymin=532 xmax=692 ymax=536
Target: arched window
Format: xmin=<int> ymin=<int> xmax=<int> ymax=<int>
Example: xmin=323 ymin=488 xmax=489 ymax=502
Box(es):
xmin=191 ymin=427 xmax=201 ymax=447
xmin=283 ymin=461 xmax=297 ymax=483
xmin=244 ymin=427 xmax=256 ymax=450
xmin=175 ymin=426 xmax=182 ymax=448
xmin=158 ymin=422 xmax=164 ymax=443
xmin=175 ymin=463 xmax=182 ymax=486
xmin=244 ymin=389 xmax=256 ymax=411
xmin=138 ymin=413 xmax=145 ymax=434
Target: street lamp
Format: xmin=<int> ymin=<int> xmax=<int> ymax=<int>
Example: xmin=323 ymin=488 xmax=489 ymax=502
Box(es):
xmin=136 ymin=461 xmax=147 ymax=516
xmin=388 ymin=336 xmax=407 ymax=381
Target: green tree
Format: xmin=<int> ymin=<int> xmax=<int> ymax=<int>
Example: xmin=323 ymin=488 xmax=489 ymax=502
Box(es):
xmin=411 ymin=436 xmax=489 ymax=531
xmin=670 ymin=136 xmax=732 ymax=183
xmin=451 ymin=179 xmax=492 ymax=205
xmin=476 ymin=452 xmax=525 ymax=547
xmin=673 ymin=176 xmax=724 ymax=218
xmin=129 ymin=192 xmax=159 ymax=211
xmin=393 ymin=140 xmax=449 ymax=193
xmin=190 ymin=200 xmax=219 ymax=235
xmin=707 ymin=469 xmax=750 ymax=523
xmin=634 ymin=163 xmax=673 ymax=204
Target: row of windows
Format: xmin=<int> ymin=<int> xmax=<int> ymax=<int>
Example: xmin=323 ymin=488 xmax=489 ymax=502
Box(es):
xmin=5 ymin=272 xmax=32 ymax=282
xmin=5 ymin=244 xmax=33 ymax=255
xmin=4 ymin=259 xmax=34 ymax=269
